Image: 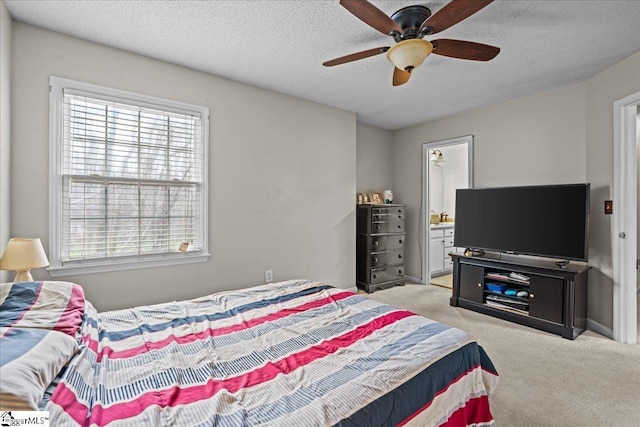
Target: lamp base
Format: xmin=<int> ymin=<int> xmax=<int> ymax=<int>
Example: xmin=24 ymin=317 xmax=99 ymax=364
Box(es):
xmin=14 ymin=270 xmax=34 ymax=282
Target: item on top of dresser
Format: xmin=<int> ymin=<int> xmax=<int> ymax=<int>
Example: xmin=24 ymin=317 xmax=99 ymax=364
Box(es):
xmin=382 ymin=190 xmax=393 ymax=204
xmin=430 ymin=210 xmax=440 ymax=224
xmin=440 ymin=212 xmax=448 ymax=222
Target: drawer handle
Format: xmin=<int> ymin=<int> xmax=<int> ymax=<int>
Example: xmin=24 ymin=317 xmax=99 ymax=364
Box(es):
xmin=373 ymin=241 xmax=379 ymax=247
xmin=398 ymin=254 xmax=402 ymax=259
xmin=529 ymin=293 xmax=535 ymax=299
xmin=398 ymin=270 xmax=403 ymax=275
xmin=477 ymin=283 xmax=482 ymax=287
xmin=398 ymin=215 xmax=402 ymax=219
xmin=399 ymin=239 xmax=403 ymax=244
xmin=397 ymin=225 xmax=401 ymax=229
xmin=373 ymin=274 xmax=378 ymax=279
xmin=376 ymin=225 xmax=381 ymax=230
xmin=373 ymin=257 xmax=378 ymax=263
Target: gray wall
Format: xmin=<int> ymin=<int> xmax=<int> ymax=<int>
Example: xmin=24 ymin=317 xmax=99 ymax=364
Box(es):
xmin=584 ymin=51 xmax=640 ymax=331
xmin=10 ymin=22 xmax=356 ymax=311
xmin=392 ymin=51 xmax=640 ymax=331
xmin=356 ymin=122 xmax=393 ymax=194
xmin=392 ymin=82 xmax=587 ymax=285
xmin=0 ymin=1 xmax=10 ymax=283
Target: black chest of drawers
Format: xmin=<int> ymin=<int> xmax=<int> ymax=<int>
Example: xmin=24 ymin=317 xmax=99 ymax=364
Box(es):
xmin=356 ymin=204 xmax=405 ymax=293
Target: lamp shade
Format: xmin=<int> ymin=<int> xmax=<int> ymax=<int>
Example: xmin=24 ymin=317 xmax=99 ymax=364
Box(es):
xmin=0 ymin=238 xmax=49 ymax=271
xmin=386 ymin=39 xmax=433 ymax=72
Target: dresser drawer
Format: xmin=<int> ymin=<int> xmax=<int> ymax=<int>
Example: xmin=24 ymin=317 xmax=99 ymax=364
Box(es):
xmin=370 ymin=266 xmax=404 ymax=284
xmin=444 ymin=237 xmax=455 ymax=248
xmin=371 ymin=235 xmax=404 ymax=251
xmin=372 ymin=206 xmax=404 ymax=216
xmin=372 ymin=212 xmax=404 ymax=221
xmin=444 ymin=228 xmax=455 ymax=237
xmin=371 ymin=250 xmax=403 ymax=267
xmin=371 ymin=220 xmax=404 ymax=234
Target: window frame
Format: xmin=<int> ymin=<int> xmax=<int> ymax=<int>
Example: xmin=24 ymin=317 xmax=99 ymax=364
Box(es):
xmin=48 ymin=76 xmax=210 ymax=277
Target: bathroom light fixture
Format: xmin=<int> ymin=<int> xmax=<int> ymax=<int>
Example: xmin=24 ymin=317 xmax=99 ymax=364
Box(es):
xmin=0 ymin=238 xmax=49 ymax=282
xmin=430 ymin=149 xmax=444 ymax=164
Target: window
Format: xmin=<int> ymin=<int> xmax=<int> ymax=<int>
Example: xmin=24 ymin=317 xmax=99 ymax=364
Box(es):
xmin=49 ymin=77 xmax=209 ymax=276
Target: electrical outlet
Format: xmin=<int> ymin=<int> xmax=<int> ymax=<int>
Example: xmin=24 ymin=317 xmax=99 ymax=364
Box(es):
xmin=265 ymin=270 xmax=273 ymax=283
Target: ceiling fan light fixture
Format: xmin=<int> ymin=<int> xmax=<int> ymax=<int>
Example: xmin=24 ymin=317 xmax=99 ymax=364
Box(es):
xmin=386 ymin=39 xmax=433 ymax=72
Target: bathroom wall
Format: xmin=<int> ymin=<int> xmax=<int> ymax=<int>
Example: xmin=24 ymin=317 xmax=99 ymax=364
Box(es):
xmin=429 ymin=143 xmax=468 ymax=219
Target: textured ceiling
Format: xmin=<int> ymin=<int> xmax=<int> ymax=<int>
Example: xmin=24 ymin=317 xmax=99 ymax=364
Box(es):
xmin=5 ymin=0 xmax=640 ymax=130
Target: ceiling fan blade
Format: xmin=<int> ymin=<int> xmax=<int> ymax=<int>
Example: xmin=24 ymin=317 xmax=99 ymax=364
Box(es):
xmin=432 ymin=39 xmax=500 ymax=61
xmin=392 ymin=67 xmax=411 ymax=86
xmin=323 ymin=46 xmax=389 ymax=67
xmin=420 ymin=0 xmax=494 ymax=35
xmin=339 ymin=0 xmax=402 ymax=35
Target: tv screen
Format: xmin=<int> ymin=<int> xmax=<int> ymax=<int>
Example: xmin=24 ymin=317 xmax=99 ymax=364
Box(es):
xmin=454 ymin=184 xmax=590 ymax=261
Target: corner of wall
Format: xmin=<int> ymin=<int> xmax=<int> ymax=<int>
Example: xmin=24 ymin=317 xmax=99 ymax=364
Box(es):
xmin=0 ymin=0 xmax=12 ymax=283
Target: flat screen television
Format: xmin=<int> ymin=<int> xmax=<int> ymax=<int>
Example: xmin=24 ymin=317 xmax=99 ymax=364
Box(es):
xmin=454 ymin=183 xmax=590 ymax=262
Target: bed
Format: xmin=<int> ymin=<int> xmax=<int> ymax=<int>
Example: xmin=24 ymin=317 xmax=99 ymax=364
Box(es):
xmin=0 ymin=280 xmax=498 ymax=426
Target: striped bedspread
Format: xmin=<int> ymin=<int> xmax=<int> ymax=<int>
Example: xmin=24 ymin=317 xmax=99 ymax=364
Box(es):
xmin=47 ymin=280 xmax=498 ymax=426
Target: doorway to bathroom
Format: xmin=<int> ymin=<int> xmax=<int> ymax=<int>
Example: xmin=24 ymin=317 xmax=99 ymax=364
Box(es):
xmin=420 ymin=135 xmax=473 ymax=286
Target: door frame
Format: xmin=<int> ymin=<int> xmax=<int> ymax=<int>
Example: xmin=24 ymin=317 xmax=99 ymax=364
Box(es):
xmin=421 ymin=135 xmax=474 ymax=284
xmin=613 ymin=91 xmax=639 ymax=344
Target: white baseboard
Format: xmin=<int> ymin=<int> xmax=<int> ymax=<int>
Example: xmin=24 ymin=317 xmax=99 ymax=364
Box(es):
xmin=347 ymin=286 xmax=359 ymax=293
xmin=404 ymin=275 xmax=425 ymax=284
xmin=587 ymin=318 xmax=614 ymax=339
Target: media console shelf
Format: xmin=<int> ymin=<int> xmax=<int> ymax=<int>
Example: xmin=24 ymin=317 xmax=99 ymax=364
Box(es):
xmin=450 ymin=253 xmax=590 ymax=339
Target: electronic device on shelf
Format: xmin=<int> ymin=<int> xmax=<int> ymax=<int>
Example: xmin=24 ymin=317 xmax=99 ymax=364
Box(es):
xmin=454 ymin=183 xmax=590 ymax=266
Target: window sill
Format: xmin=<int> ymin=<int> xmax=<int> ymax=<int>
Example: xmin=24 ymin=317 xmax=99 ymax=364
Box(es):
xmin=48 ymin=252 xmax=210 ymax=277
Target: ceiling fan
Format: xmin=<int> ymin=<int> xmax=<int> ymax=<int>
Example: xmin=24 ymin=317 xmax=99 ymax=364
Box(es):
xmin=323 ymin=0 xmax=500 ymax=86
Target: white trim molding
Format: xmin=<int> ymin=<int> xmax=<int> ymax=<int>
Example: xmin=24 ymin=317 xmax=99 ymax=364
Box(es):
xmin=587 ymin=317 xmax=614 ymax=339
xmin=421 ymin=136 xmax=473 ymax=284
xmin=48 ymin=76 xmax=210 ymax=276
xmin=612 ymin=91 xmax=639 ymax=344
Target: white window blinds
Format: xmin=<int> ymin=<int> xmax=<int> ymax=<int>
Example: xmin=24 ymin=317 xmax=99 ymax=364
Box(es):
xmin=49 ymin=77 xmax=209 ymax=275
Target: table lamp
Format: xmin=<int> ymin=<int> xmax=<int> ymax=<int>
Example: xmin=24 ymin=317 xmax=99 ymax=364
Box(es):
xmin=0 ymin=238 xmax=50 ymax=282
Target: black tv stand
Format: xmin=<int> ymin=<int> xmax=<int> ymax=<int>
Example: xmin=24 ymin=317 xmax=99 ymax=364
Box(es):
xmin=450 ymin=253 xmax=590 ymax=339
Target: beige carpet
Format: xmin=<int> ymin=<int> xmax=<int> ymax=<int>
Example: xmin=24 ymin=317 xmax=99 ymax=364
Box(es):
xmin=367 ymin=284 xmax=640 ymax=427
xmin=430 ymin=273 xmax=453 ymax=289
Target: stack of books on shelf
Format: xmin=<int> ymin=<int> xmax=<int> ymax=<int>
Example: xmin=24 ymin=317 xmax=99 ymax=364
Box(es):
xmin=485 ymin=294 xmax=529 ymax=314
